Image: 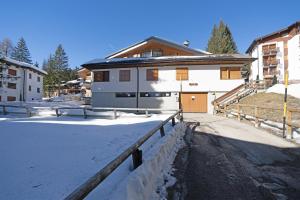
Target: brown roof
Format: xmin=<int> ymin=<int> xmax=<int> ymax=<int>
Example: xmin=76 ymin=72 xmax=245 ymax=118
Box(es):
xmin=246 ymin=21 xmax=300 ymax=53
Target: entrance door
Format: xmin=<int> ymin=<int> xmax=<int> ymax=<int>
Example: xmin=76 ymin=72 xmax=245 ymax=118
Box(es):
xmin=181 ymin=93 xmax=207 ymax=113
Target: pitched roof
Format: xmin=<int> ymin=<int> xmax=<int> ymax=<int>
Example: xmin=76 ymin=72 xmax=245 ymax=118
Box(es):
xmin=0 ymin=56 xmax=47 ymax=75
xmin=246 ymin=21 xmax=300 ymax=53
xmin=105 ymin=36 xmax=209 ymax=59
xmin=82 ymin=54 xmax=255 ymax=69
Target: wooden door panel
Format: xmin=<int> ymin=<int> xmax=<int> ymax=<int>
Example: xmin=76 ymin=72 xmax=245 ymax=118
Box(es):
xmin=181 ymin=93 xmax=207 ymax=113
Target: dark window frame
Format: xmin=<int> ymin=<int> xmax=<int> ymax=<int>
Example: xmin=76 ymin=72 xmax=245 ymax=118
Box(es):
xmin=94 ymin=71 xmax=110 ymax=82
xmin=7 ymin=82 xmax=16 ymax=89
xmin=140 ymin=92 xmax=171 ymax=97
xmin=115 ymin=92 xmax=136 ymax=98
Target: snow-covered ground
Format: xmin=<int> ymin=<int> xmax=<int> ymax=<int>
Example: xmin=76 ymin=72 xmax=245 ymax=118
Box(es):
xmin=266 ymin=83 xmax=300 ymax=99
xmin=0 ymin=113 xmax=182 ymax=200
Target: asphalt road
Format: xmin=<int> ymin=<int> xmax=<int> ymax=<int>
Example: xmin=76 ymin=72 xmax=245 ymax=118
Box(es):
xmin=167 ymin=113 xmax=300 ymax=200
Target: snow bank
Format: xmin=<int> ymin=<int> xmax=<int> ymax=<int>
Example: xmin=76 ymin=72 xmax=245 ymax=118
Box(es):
xmin=109 ymin=123 xmax=186 ymax=200
xmin=266 ymin=83 xmax=300 ymax=99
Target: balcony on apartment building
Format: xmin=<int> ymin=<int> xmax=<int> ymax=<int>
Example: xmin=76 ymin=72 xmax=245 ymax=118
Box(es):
xmin=263 ymin=59 xmax=279 ymax=67
xmin=263 ymin=67 xmax=278 ymax=78
xmin=262 ymin=45 xmax=278 ymax=56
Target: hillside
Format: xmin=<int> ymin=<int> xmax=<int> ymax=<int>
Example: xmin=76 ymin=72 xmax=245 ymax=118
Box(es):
xmin=230 ymin=92 xmax=300 ymax=123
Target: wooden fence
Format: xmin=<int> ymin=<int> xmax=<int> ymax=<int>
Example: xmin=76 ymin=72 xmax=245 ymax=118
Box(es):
xmin=64 ymin=110 xmax=183 ymax=200
xmin=216 ymin=104 xmax=300 ymax=139
xmin=0 ymin=104 xmax=177 ymax=119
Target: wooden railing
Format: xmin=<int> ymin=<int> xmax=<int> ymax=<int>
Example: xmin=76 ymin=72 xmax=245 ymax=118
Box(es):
xmin=217 ymin=104 xmax=300 ymax=139
xmin=0 ymin=104 xmax=32 ymax=117
xmin=212 ymin=83 xmax=246 ymax=105
xmin=0 ymin=104 xmax=177 ymax=119
xmin=64 ymin=110 xmax=183 ymax=200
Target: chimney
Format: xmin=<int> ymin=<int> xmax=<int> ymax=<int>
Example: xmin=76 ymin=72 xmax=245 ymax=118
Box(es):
xmin=183 ymin=40 xmax=190 ymax=47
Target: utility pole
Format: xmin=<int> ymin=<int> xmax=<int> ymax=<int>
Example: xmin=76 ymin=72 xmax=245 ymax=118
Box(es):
xmin=282 ymin=70 xmax=288 ymax=138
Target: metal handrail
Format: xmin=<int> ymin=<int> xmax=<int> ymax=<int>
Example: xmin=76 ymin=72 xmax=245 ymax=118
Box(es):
xmin=64 ymin=110 xmax=182 ymax=200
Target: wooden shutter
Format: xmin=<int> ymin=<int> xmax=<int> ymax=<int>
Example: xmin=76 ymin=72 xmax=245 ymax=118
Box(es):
xmin=220 ymin=67 xmax=228 ymax=80
xmin=119 ymin=70 xmax=130 ymax=81
xmin=229 ymin=67 xmax=241 ymax=79
xmin=176 ymin=68 xmax=188 ymax=80
xmin=147 ymin=69 xmax=158 ymax=81
xmin=8 ymin=69 xmax=17 ymax=76
xmin=7 ymin=96 xmax=16 ymax=101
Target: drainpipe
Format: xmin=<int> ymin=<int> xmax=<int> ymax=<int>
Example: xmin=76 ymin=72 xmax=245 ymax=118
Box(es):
xmin=23 ymin=69 xmax=26 ymax=102
xmin=136 ymin=67 xmax=139 ymax=110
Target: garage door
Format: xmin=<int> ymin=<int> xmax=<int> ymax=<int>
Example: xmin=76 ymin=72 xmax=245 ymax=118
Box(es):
xmin=181 ymin=93 xmax=207 ymax=113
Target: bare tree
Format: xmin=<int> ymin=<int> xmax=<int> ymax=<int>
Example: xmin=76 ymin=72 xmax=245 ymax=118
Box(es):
xmin=0 ymin=38 xmax=14 ymax=57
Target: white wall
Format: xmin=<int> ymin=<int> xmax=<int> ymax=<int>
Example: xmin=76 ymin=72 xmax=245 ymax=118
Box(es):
xmin=0 ymin=64 xmax=44 ymax=102
xmin=288 ymin=35 xmax=300 ymax=81
xmin=92 ymin=65 xmax=244 ymax=93
xmin=91 ymin=65 xmax=244 ymax=113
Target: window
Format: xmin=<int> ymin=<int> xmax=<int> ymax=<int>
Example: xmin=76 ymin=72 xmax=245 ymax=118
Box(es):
xmin=141 ymin=50 xmax=163 ymax=57
xmin=176 ymin=68 xmax=188 ymax=80
xmin=8 ymin=69 xmax=17 ymax=76
xmin=37 ymin=76 xmax=41 ymax=82
xmin=146 ymin=68 xmax=158 ymax=81
xmin=115 ymin=92 xmax=136 ymax=97
xmin=7 ymin=82 xmax=16 ymax=89
xmin=37 ymin=88 xmax=40 ymax=93
xmin=94 ymin=71 xmax=109 ymax=82
xmin=119 ymin=70 xmax=131 ymax=82
xmin=152 ymin=50 xmax=163 ymax=57
xmin=29 ymin=73 xmax=32 ymax=79
xmin=220 ymin=67 xmax=241 ymax=80
xmin=7 ymin=96 xmax=16 ymax=101
xmin=0 ymin=81 xmax=2 ymax=88
xmin=29 ymin=85 xmax=31 ymax=91
xmin=141 ymin=51 xmax=152 ymax=58
xmin=140 ymin=92 xmax=171 ymax=97
xmin=0 ymin=96 xmax=1 ymax=102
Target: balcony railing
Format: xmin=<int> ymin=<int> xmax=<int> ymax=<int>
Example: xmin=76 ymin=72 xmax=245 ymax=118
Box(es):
xmin=263 ymin=60 xmax=278 ymax=67
xmin=262 ymin=47 xmax=279 ymax=56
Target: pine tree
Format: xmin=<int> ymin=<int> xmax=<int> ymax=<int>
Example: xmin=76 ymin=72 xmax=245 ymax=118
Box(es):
xmin=207 ymin=20 xmax=238 ymax=54
xmin=11 ymin=37 xmax=33 ymax=64
xmin=0 ymin=38 xmax=13 ymax=57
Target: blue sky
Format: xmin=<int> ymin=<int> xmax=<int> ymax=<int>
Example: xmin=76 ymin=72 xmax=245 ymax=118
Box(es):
xmin=0 ymin=0 xmax=299 ymax=67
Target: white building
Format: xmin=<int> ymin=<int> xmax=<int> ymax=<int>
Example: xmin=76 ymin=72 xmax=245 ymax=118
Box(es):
xmin=82 ymin=36 xmax=254 ymax=113
xmin=0 ymin=57 xmax=47 ymax=102
xmin=246 ymin=21 xmax=300 ymax=85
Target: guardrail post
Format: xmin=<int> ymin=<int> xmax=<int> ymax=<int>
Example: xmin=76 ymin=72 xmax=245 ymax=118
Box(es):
xmin=287 ymin=110 xmax=292 ymax=139
xmin=2 ymin=106 xmax=7 ymax=115
xmin=254 ymin=106 xmax=260 ymax=127
xmin=55 ymin=108 xmax=59 ymax=117
xmin=160 ymin=126 xmax=165 ymax=137
xmin=145 ymin=109 xmax=149 ymax=117
xmin=132 ymin=149 xmax=142 ymax=169
xmin=224 ymin=105 xmax=228 ymax=117
xmin=113 ymin=109 xmax=117 ymax=119
xmin=172 ymin=117 xmax=175 ymax=126
xmin=237 ymin=104 xmax=241 ymax=121
xmin=26 ymin=107 xmax=31 ymax=117
xmin=83 ymin=108 xmax=87 ymax=119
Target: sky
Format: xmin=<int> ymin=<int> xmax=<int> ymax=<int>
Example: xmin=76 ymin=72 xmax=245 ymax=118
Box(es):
xmin=0 ymin=0 xmax=299 ymax=68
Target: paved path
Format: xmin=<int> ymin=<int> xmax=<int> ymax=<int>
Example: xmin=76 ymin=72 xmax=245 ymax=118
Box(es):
xmin=167 ymin=113 xmax=300 ymax=200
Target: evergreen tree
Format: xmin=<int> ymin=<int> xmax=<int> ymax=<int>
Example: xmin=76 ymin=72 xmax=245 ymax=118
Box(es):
xmin=0 ymin=38 xmax=13 ymax=57
xmin=11 ymin=37 xmax=33 ymax=64
xmin=207 ymin=20 xmax=238 ymax=54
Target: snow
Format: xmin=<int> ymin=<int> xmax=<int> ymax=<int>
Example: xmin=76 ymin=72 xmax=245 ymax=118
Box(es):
xmin=1 ymin=56 xmax=47 ymax=75
xmin=266 ymin=83 xmax=300 ymax=99
xmin=108 ymin=123 xmax=186 ymax=200
xmin=0 ymin=113 xmax=182 ymax=200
